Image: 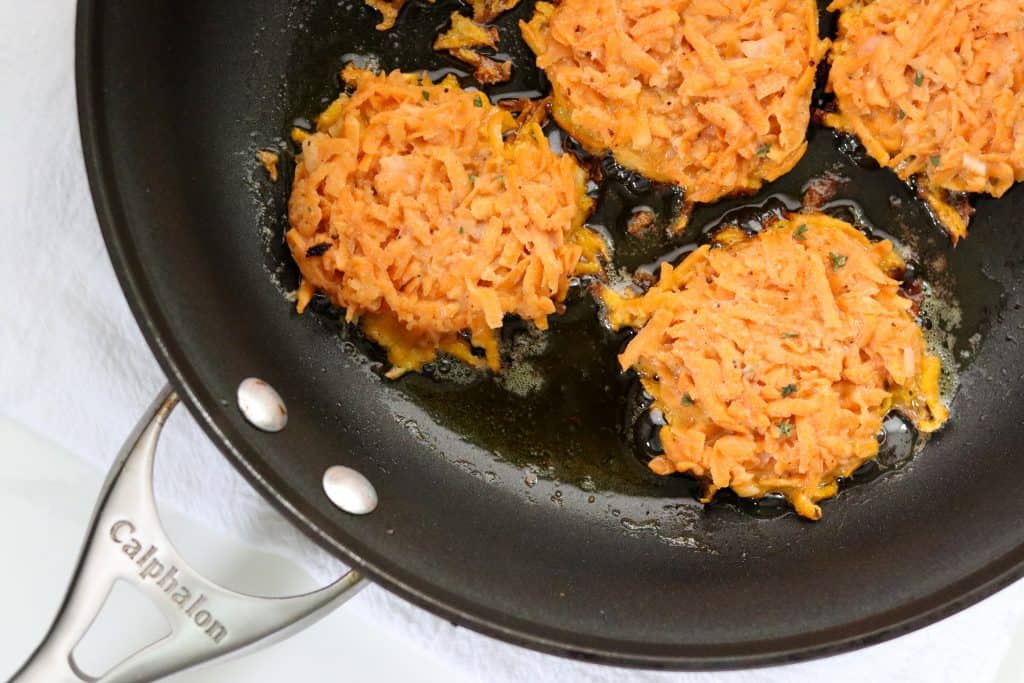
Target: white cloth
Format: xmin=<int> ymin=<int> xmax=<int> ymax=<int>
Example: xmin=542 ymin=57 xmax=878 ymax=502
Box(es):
xmin=2 ymin=3 xmax=1024 ymax=681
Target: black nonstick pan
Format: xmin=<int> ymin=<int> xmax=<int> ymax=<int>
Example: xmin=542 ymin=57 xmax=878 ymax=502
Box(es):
xmin=31 ymin=0 xmax=1024 ymax=675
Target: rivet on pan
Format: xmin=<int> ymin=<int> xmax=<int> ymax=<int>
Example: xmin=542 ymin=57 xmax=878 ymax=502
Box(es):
xmin=236 ymin=378 xmax=288 ymax=433
xmin=323 ymin=466 xmax=379 ymax=515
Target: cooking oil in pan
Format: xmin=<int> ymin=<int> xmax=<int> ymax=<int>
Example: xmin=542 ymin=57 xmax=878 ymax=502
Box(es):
xmin=282 ymin=134 xmax=996 ymax=519
xmin=260 ymin=0 xmax=1006 ymax=521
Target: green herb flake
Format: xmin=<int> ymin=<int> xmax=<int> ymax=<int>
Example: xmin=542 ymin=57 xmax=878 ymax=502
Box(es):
xmin=468 ymin=174 xmax=478 ymax=184
xmin=777 ymin=421 xmax=794 ymax=437
xmin=913 ymin=70 xmax=924 ymax=86
xmin=829 ymin=252 xmax=848 ymax=270
xmin=781 ymin=384 xmax=798 ymax=398
xmin=756 ymin=143 xmax=771 ymax=158
xmin=781 ymin=332 xmax=799 ymax=339
xmin=458 ymin=226 xmax=465 ymax=234
xmin=682 ymin=393 xmax=695 ymax=406
xmin=793 ymin=224 xmax=809 ymax=240
xmin=473 ymin=95 xmax=484 ymax=108
xmin=422 ymin=90 xmax=431 ymax=101
xmin=897 ymin=109 xmax=906 ymax=120
xmin=930 ymin=155 xmax=941 ymax=167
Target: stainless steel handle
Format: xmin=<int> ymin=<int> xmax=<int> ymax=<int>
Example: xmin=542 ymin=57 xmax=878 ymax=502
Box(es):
xmin=11 ymin=386 xmax=365 ymax=683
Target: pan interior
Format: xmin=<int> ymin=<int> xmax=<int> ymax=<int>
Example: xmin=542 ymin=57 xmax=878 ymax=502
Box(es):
xmin=81 ymin=0 xmax=1024 ymax=667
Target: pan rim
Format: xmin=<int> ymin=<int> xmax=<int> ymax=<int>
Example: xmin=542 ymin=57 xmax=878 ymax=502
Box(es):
xmin=74 ymin=0 xmax=1024 ymax=670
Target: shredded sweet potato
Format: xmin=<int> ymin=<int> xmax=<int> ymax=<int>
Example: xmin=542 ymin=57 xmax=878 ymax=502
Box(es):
xmin=364 ymin=0 xmax=435 ymax=30
xmin=257 ymin=150 xmax=280 ymax=183
xmin=365 ymin=0 xmax=517 ymax=30
xmin=288 ymin=67 xmax=595 ymax=378
xmin=434 ymin=12 xmax=513 ymax=85
xmin=364 ymin=0 xmax=406 ymax=30
xmin=434 ymin=11 xmax=499 ymax=51
xmin=450 ymin=48 xmax=514 ymax=85
xmin=826 ymin=0 xmax=1024 ymax=240
xmin=469 ymin=0 xmax=521 ymax=23
xmin=522 ymin=0 xmax=827 ymax=207
xmin=600 ymin=214 xmax=948 ymax=520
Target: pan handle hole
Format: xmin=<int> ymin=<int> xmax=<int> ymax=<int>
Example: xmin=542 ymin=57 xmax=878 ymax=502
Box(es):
xmin=71 ymin=580 xmax=170 ymax=678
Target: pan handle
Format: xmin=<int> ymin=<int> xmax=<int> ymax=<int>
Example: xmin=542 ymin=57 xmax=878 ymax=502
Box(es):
xmin=11 ymin=386 xmax=366 ymax=683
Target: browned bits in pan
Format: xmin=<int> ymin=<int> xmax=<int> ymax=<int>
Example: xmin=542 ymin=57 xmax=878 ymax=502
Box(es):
xmin=433 ymin=11 xmax=513 ymax=85
xmin=469 ymin=0 xmax=521 ymax=23
xmin=450 ymin=48 xmax=513 ymax=85
xmin=800 ymin=170 xmax=849 ymax=212
xmin=433 ymin=11 xmax=499 ymax=50
xmin=626 ymin=209 xmax=656 ymax=237
xmin=363 ymin=0 xmax=435 ymax=30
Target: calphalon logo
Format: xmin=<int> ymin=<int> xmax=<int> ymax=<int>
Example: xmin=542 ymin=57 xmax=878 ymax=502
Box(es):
xmin=110 ymin=520 xmax=228 ymax=644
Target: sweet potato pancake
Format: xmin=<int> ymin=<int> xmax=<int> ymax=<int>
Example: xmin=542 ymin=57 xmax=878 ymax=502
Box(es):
xmin=521 ymin=0 xmax=827 ymax=207
xmin=826 ymin=0 xmax=1024 ymax=240
xmin=288 ymin=66 xmax=594 ymax=378
xmin=600 ymin=214 xmax=948 ymax=519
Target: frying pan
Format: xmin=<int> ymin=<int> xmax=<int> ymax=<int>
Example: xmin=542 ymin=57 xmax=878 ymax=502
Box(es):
xmin=17 ymin=0 xmax=1024 ymax=678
